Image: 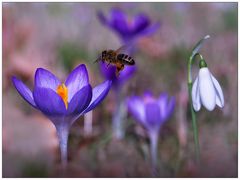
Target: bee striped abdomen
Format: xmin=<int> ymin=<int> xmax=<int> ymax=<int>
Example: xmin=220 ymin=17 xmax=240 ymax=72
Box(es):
xmin=117 ymin=54 xmax=135 ymax=65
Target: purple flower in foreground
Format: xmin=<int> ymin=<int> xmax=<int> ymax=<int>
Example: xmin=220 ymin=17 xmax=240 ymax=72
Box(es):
xmin=98 ymin=8 xmax=160 ymax=43
xmin=12 ymin=64 xmax=112 ymax=166
xmin=127 ymin=91 xmax=175 ymax=175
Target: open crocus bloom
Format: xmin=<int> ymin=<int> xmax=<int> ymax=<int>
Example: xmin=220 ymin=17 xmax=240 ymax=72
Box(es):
xmin=192 ymin=67 xmax=224 ymax=111
xmin=12 ymin=64 xmax=112 ymax=127
xmin=127 ymin=92 xmax=175 ymax=133
xmin=97 ymin=8 xmax=160 ymax=42
xmin=12 ymin=64 xmax=112 ymax=164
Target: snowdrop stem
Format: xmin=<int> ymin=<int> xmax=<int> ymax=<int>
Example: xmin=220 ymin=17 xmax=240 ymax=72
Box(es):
xmin=56 ymin=124 xmax=69 ymax=168
xmin=188 ymin=54 xmax=201 ymax=163
xmin=187 ymin=35 xmax=210 ymax=163
xmin=188 ymin=82 xmax=200 ymax=163
xmin=188 ymin=53 xmax=203 ymax=83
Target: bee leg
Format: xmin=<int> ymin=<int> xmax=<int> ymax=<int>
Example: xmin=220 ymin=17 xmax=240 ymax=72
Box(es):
xmin=120 ymin=64 xmax=124 ymax=70
xmin=115 ymin=70 xmax=120 ymax=77
xmin=115 ymin=64 xmax=124 ymax=77
xmin=94 ymin=56 xmax=101 ymax=63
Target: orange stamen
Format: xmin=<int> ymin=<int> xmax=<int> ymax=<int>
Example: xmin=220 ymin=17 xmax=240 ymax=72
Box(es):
xmin=56 ymin=83 xmax=68 ymax=109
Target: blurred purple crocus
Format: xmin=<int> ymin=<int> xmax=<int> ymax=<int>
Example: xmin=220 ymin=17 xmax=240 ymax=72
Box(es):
xmin=12 ymin=64 xmax=112 ymax=166
xmin=100 ymin=61 xmax=136 ymax=89
xmin=98 ymin=8 xmax=160 ymax=44
xmin=100 ymin=61 xmax=136 ymax=139
xmin=127 ymin=91 xmax=175 ymax=176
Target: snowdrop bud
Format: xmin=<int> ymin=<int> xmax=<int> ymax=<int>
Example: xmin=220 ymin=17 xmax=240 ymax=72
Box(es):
xmin=199 ymin=59 xmax=207 ymax=68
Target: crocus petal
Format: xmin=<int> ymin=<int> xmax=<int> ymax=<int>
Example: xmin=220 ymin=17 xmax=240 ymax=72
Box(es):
xmin=145 ymin=102 xmax=161 ymax=131
xmin=118 ymin=65 xmax=136 ymax=83
xmin=211 ymin=74 xmax=224 ymax=108
xmin=67 ymin=84 xmax=92 ymax=119
xmin=83 ymin=80 xmax=112 ymax=114
xmin=144 ymin=90 xmax=154 ymax=99
xmin=97 ymin=11 xmax=108 ymax=25
xmin=166 ymin=96 xmax=175 ymax=120
xmin=33 ymin=87 xmax=66 ymax=118
xmin=100 ymin=62 xmax=136 ymax=88
xmin=34 ymin=68 xmax=61 ymax=91
xmin=158 ymin=93 xmax=169 ymax=119
xmin=136 ymin=23 xmax=160 ymax=37
xmin=65 ymin=64 xmax=89 ymax=101
xmin=199 ymin=68 xmax=216 ymax=111
xmin=128 ymin=96 xmax=146 ymax=125
xmin=192 ymin=77 xmax=201 ymax=111
xmin=12 ymin=76 xmax=36 ymax=108
xmin=110 ymin=8 xmax=129 ymax=37
xmin=100 ymin=62 xmax=118 ymax=81
xmin=133 ymin=13 xmax=150 ymax=34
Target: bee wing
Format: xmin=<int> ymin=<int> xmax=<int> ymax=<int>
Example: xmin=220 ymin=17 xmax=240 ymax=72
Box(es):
xmin=115 ymin=45 xmax=132 ymax=54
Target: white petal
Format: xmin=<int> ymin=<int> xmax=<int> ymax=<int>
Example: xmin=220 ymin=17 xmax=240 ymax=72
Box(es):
xmin=211 ymin=74 xmax=224 ymax=108
xmin=199 ymin=68 xmax=216 ymax=111
xmin=192 ymin=76 xmax=201 ymax=111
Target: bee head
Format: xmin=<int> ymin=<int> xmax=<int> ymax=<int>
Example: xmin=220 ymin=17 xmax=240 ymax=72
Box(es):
xmin=102 ymin=50 xmax=107 ymax=56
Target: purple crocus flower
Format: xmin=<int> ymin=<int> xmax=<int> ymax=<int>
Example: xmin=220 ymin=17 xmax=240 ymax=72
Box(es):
xmin=100 ymin=61 xmax=136 ymax=89
xmin=12 ymin=64 xmax=112 ymax=166
xmin=127 ymin=91 xmax=175 ymax=176
xmin=97 ymin=8 xmax=160 ymax=43
xmin=99 ymin=61 xmax=136 ymax=139
xmin=128 ymin=91 xmax=175 ymax=132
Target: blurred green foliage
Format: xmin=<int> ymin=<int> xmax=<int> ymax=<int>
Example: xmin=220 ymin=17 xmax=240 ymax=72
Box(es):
xmin=57 ymin=42 xmax=89 ymax=72
xmin=21 ymin=160 xmax=49 ymax=177
xmin=222 ymin=8 xmax=238 ymax=31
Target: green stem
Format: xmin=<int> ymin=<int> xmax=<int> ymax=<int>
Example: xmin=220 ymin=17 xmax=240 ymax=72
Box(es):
xmin=187 ymin=55 xmax=201 ymax=163
xmin=188 ymin=82 xmax=200 ymax=162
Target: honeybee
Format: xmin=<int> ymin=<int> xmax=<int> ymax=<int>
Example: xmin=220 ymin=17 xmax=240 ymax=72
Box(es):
xmin=95 ymin=46 xmax=135 ymax=76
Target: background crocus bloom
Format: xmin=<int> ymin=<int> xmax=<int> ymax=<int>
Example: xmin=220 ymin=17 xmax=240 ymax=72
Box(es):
xmin=127 ymin=91 xmax=175 ymax=175
xmin=97 ymin=8 xmax=160 ymax=43
xmin=12 ymin=64 xmax=112 ymax=165
xmin=127 ymin=92 xmax=175 ymax=133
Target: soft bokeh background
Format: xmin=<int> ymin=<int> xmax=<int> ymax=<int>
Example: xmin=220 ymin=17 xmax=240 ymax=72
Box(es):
xmin=3 ymin=2 xmax=237 ymax=177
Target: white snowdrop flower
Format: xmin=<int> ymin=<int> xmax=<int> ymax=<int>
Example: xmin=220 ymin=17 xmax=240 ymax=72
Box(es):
xmin=191 ymin=60 xmax=224 ymax=111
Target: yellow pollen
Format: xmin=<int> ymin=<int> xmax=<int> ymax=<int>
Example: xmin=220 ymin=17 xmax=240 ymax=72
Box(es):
xmin=56 ymin=83 xmax=68 ymax=109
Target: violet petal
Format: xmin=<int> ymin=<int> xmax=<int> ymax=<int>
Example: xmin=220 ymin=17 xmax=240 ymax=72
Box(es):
xmin=34 ymin=68 xmax=61 ymax=91
xmin=67 ymin=84 xmax=92 ymax=118
xmin=127 ymin=96 xmax=146 ymax=126
xmin=65 ymin=64 xmax=89 ymax=101
xmin=145 ymin=102 xmax=161 ymax=130
xmin=133 ymin=13 xmax=150 ymax=34
xmin=83 ymin=80 xmax=112 ymax=114
xmin=110 ymin=8 xmax=129 ymax=37
xmin=33 ymin=87 xmax=66 ymax=118
xmin=12 ymin=76 xmax=37 ymax=108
